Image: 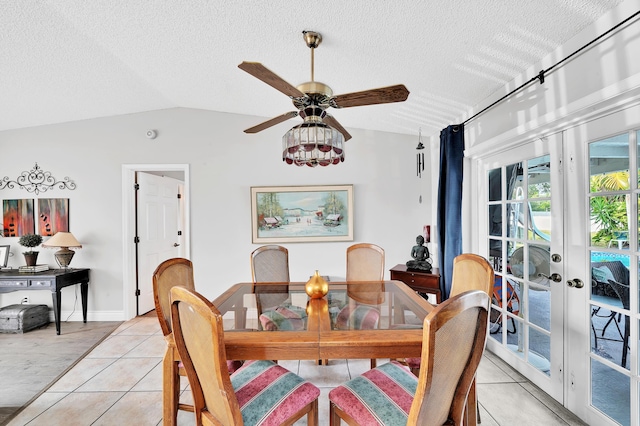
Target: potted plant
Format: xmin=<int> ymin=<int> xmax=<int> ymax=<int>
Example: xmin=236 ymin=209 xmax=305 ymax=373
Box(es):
xmin=18 ymin=233 xmax=43 ymax=266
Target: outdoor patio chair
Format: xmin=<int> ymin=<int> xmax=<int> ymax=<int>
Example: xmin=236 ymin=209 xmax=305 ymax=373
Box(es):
xmin=591 ymin=260 xmax=630 ymax=367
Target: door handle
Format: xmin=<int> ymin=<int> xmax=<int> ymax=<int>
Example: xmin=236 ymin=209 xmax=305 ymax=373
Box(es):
xmin=173 ymin=243 xmax=180 ymax=247
xmin=538 ymin=273 xmax=562 ymax=282
xmin=567 ymin=278 xmax=584 ymax=288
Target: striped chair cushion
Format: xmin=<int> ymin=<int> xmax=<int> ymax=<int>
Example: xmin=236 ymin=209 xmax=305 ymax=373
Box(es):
xmin=231 ymin=360 xmax=320 ymax=426
xmin=259 ymin=305 xmax=307 ymax=331
xmin=227 ymin=360 xmax=244 ymax=373
xmin=404 ymin=357 xmax=421 ymax=369
xmin=335 ymin=304 xmax=380 ymax=330
xmin=328 ymin=361 xmax=417 ymax=426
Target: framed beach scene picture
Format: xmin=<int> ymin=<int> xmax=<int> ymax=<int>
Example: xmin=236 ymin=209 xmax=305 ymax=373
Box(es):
xmin=251 ymin=185 xmax=354 ymax=243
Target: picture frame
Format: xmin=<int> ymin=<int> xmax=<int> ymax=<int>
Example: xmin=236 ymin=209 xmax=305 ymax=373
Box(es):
xmin=2 ymin=199 xmax=35 ymax=237
xmin=0 ymin=245 xmax=9 ymax=268
xmin=251 ymin=185 xmax=354 ymax=243
xmin=38 ymin=198 xmax=70 ymax=236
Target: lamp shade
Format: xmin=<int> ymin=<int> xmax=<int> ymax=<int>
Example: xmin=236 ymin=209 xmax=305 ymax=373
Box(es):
xmin=42 ymin=232 xmax=82 ymax=248
xmin=42 ymin=232 xmax=82 ymax=268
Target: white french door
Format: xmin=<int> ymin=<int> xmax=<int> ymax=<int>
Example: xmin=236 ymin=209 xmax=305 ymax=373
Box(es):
xmin=478 ymin=104 xmax=640 ymax=426
xmin=564 ymin=105 xmax=640 ymax=426
xmin=481 ymin=134 xmax=565 ymax=402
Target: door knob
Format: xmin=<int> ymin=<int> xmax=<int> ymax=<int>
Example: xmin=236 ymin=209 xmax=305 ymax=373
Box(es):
xmin=173 ymin=243 xmax=180 ymax=247
xmin=538 ymin=273 xmax=562 ymax=282
xmin=567 ymin=278 xmax=584 ymax=288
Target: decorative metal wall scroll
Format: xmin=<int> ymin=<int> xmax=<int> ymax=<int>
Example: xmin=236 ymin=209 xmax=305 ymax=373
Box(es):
xmin=0 ymin=163 xmax=76 ymax=195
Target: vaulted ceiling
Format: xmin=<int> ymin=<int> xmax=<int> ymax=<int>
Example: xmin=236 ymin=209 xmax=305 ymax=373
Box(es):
xmin=0 ymin=0 xmax=624 ymax=138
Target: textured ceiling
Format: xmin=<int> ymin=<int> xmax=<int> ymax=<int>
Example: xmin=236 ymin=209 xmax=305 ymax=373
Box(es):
xmin=0 ymin=0 xmax=624 ymax=137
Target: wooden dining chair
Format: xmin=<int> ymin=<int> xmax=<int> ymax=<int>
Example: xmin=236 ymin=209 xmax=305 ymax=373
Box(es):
xmin=251 ymin=245 xmax=292 ymax=332
xmin=449 ymin=253 xmax=495 ymax=297
xmin=346 ymin=243 xmax=385 ymax=282
xmin=404 ymin=253 xmax=494 ymax=425
xmin=153 ymin=258 xmax=243 ymax=425
xmin=251 ymin=245 xmax=290 ymax=283
xmin=153 ymin=258 xmax=196 ymax=426
xmin=329 ymin=290 xmax=490 ymax=426
xmin=404 ymin=254 xmax=493 ymax=371
xmin=342 ymin=243 xmax=385 ymax=368
xmin=170 ymin=285 xmax=320 ymax=426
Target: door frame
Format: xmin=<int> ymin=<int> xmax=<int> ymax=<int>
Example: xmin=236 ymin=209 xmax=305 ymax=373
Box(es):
xmin=121 ymin=164 xmax=191 ymax=320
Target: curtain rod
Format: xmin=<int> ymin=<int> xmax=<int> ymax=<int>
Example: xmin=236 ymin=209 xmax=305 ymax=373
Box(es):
xmin=462 ymin=9 xmax=640 ymax=125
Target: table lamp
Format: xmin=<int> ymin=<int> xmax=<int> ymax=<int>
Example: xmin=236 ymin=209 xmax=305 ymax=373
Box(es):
xmin=42 ymin=232 xmax=82 ymax=268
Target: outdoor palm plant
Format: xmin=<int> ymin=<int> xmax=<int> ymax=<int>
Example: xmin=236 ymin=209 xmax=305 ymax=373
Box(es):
xmin=590 ymin=171 xmax=629 ymax=244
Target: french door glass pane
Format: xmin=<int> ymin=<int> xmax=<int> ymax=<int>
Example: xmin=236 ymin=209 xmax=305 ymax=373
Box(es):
xmin=590 ymin=196 xmax=629 ymax=247
xmin=528 ymin=155 xmax=551 ymax=197
xmin=507 ymin=163 xmax=522 ymax=200
xmin=529 ymin=327 xmax=551 ymax=376
xmin=489 ymin=167 xmax=501 ymax=201
xmin=591 ymin=358 xmax=630 ymax=425
xmin=590 ymin=134 xmax=629 ymax=194
xmin=507 ymin=202 xmax=524 ymax=239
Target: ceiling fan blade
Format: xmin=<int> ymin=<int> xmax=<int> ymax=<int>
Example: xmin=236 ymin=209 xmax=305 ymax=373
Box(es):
xmin=332 ymin=84 xmax=410 ymax=108
xmin=244 ymin=111 xmax=299 ymax=134
xmin=238 ymin=62 xmax=305 ymax=98
xmin=324 ymin=115 xmax=352 ymax=141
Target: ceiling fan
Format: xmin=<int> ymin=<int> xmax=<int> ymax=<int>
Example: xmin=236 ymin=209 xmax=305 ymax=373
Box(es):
xmin=238 ymin=31 xmax=410 ymax=166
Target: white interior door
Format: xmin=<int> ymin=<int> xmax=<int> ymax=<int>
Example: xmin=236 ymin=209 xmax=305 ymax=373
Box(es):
xmin=136 ymin=172 xmax=182 ymax=314
xmin=564 ymin=105 xmax=640 ymax=426
xmin=481 ymin=134 xmax=565 ymax=402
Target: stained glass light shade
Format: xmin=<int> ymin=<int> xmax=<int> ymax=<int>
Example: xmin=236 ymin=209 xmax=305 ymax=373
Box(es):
xmin=282 ymin=122 xmax=345 ymax=167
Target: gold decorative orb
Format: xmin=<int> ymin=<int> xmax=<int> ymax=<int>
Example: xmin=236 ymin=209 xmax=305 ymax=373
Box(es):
xmin=305 ymin=270 xmax=329 ymax=299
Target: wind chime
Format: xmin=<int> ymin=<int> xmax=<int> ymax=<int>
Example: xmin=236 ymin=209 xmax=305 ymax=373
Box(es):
xmin=416 ymin=128 xmax=425 ymax=178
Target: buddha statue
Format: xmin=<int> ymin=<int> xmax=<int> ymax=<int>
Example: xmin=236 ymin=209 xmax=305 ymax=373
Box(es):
xmin=406 ymin=235 xmax=432 ymax=272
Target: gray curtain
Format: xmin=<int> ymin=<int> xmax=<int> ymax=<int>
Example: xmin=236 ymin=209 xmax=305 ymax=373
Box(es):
xmin=437 ymin=124 xmax=464 ymax=299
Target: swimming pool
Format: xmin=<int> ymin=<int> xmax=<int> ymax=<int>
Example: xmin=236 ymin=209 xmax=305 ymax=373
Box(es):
xmin=591 ymin=251 xmax=631 ymax=267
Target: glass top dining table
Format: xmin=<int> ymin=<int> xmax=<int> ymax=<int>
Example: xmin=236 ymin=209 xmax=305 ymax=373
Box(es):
xmin=212 ymin=280 xmax=434 ymax=361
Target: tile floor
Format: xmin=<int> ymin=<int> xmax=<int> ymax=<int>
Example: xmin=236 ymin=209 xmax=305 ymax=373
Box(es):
xmin=7 ymin=315 xmax=587 ymax=425
xmin=0 ymin=320 xmax=122 ymax=424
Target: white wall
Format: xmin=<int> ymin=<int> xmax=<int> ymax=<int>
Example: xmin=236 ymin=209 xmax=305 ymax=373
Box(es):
xmin=0 ymin=108 xmax=431 ymax=319
xmin=464 ymin=0 xmax=640 ymax=156
xmin=458 ymin=0 xmax=640 ymax=255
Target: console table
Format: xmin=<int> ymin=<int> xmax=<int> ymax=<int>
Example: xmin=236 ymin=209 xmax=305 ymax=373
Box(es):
xmin=390 ymin=264 xmax=441 ymax=303
xmin=0 ymin=268 xmax=90 ymax=335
